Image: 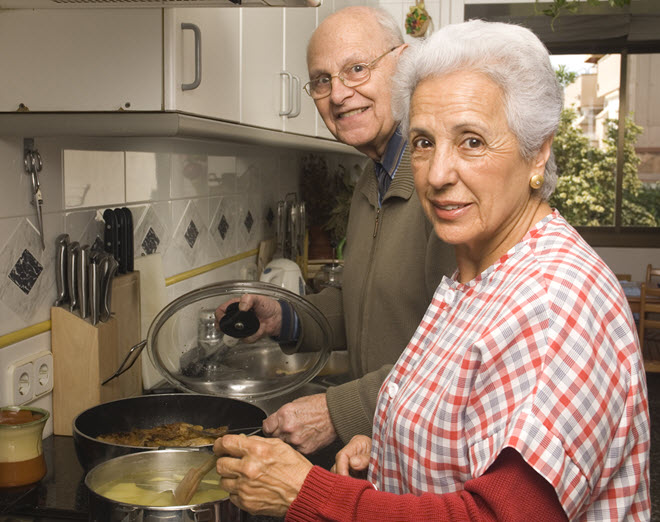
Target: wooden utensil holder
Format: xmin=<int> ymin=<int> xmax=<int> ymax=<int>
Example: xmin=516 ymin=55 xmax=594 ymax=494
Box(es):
xmin=51 ymin=272 xmax=142 ymax=436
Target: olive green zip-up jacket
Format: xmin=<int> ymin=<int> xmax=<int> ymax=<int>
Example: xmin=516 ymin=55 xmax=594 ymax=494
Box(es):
xmin=304 ymin=151 xmax=456 ymax=444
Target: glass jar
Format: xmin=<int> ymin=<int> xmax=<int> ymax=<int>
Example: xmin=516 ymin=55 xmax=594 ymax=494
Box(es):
xmin=0 ymin=406 xmax=49 ymax=488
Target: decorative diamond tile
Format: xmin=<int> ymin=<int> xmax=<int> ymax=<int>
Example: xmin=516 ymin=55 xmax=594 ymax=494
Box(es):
xmin=185 ymin=220 xmax=199 ymax=248
xmin=142 ymin=227 xmax=160 ymax=255
xmin=210 ymin=196 xmax=238 ymax=259
xmin=0 ymin=218 xmax=56 ymax=324
xmin=244 ymin=211 xmax=253 ymax=233
xmin=8 ymin=249 xmax=43 ymax=295
xmin=218 ymin=215 xmax=229 ymax=240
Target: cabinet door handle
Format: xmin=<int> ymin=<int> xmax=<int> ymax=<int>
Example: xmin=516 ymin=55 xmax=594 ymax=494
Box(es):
xmin=288 ymin=74 xmax=301 ymax=119
xmin=279 ymin=71 xmax=293 ymax=116
xmin=181 ymin=23 xmax=202 ymax=91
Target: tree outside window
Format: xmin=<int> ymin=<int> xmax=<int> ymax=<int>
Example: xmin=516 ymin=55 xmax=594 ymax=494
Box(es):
xmin=549 ymin=53 xmax=660 ymax=236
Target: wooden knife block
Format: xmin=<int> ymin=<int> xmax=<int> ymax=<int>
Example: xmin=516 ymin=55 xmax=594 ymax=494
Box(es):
xmin=51 ymin=271 xmax=142 ymax=436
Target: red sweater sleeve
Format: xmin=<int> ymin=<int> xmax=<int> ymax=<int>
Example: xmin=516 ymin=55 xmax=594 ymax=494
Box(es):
xmin=286 ymin=448 xmax=567 ymax=522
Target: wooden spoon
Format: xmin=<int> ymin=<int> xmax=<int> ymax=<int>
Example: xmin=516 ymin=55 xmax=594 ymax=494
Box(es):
xmin=173 ymin=454 xmax=217 ymax=505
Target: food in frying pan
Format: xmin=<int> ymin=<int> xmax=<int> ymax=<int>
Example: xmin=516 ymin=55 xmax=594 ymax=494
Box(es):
xmin=96 ymin=422 xmax=228 ymax=447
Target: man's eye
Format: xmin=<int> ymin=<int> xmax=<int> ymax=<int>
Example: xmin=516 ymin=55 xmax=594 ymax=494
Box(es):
xmin=315 ymin=76 xmax=331 ymax=86
xmin=348 ymin=64 xmax=367 ymax=75
xmin=412 ymin=137 xmax=432 ymax=149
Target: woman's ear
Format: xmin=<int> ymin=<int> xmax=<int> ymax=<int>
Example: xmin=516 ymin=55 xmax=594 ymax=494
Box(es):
xmin=533 ymin=137 xmax=553 ymax=174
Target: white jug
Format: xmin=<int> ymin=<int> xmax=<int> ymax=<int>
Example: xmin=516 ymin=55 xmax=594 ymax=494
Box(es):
xmin=259 ymin=258 xmax=306 ymax=296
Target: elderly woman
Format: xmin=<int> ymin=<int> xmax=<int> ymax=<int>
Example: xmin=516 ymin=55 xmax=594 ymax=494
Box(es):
xmin=214 ymin=20 xmax=650 ymax=521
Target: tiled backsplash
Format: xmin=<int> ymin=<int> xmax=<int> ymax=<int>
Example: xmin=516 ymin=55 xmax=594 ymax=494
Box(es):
xmin=0 ymin=136 xmax=360 ymax=336
xmin=0 ymin=135 xmax=363 ymax=426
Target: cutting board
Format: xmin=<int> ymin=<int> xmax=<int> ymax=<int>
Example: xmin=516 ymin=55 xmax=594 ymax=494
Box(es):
xmin=51 ymin=271 xmax=142 ymax=436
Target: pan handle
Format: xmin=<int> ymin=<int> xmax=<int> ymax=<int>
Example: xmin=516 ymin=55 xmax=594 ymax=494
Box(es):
xmin=102 ymin=340 xmax=147 ymax=385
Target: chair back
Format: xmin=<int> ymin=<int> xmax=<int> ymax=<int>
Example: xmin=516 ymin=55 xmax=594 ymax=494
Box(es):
xmin=646 ymin=264 xmax=660 ymax=286
xmin=639 ymin=281 xmax=660 ymax=372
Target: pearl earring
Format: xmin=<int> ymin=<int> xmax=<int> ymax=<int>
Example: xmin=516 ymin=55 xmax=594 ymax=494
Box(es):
xmin=529 ymin=174 xmax=544 ymax=190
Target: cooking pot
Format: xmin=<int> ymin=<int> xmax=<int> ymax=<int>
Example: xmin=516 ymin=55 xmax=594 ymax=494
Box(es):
xmin=85 ymin=448 xmax=241 ymax=522
xmin=73 ymin=394 xmax=266 ymax=471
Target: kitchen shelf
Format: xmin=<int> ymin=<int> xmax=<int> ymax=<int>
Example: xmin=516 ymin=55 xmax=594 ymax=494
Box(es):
xmin=0 ymin=111 xmax=359 ymax=155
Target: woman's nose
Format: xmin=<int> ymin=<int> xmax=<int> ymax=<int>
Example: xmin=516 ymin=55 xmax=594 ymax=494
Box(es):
xmin=427 ymin=148 xmax=458 ymax=188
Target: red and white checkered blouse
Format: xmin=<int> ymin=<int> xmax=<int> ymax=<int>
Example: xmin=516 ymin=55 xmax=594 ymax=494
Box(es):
xmin=369 ymin=211 xmax=650 ymax=520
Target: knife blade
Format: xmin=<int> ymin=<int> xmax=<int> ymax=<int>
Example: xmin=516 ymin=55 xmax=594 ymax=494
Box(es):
xmin=54 ymin=233 xmax=69 ymax=307
xmin=67 ymin=241 xmax=80 ymax=313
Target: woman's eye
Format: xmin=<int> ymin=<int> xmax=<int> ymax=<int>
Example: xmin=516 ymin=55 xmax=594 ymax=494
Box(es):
xmin=463 ymin=137 xmax=483 ymax=149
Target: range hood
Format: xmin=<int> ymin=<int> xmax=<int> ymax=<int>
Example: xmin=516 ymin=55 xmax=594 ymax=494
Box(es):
xmin=0 ymin=0 xmax=321 ymax=7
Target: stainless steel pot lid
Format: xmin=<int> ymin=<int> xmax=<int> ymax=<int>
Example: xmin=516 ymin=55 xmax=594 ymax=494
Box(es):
xmin=146 ymin=281 xmax=331 ymax=401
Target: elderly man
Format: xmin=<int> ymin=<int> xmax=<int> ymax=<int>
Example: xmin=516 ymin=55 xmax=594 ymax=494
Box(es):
xmin=217 ymin=6 xmax=454 ymax=454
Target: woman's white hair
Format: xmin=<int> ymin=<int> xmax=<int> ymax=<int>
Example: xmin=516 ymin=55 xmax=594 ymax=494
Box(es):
xmin=393 ymin=20 xmax=563 ymax=200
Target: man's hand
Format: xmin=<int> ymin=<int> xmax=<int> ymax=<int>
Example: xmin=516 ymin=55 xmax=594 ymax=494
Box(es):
xmin=331 ymin=435 xmax=372 ymax=478
xmin=262 ymin=393 xmax=337 ymax=454
xmin=214 ymin=294 xmax=282 ymax=342
xmin=214 ymin=434 xmax=313 ymax=517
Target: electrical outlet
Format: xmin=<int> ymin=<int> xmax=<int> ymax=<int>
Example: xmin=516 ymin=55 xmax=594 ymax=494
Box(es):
xmin=33 ymin=352 xmax=53 ymax=397
xmin=10 ymin=361 xmax=34 ymax=405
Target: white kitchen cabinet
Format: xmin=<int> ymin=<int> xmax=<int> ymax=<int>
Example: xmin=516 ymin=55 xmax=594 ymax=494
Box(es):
xmin=0 ymin=9 xmax=162 ymax=112
xmin=164 ymin=9 xmax=241 ymax=123
xmin=241 ymin=7 xmax=318 ymax=136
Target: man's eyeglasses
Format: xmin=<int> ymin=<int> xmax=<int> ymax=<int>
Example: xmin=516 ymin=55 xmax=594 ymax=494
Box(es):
xmin=303 ymin=47 xmax=399 ymax=100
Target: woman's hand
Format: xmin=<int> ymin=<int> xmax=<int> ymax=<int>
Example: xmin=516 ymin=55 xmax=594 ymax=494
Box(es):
xmin=331 ymin=435 xmax=372 ymax=478
xmin=214 ymin=294 xmax=282 ymax=342
xmin=214 ymin=434 xmax=313 ymax=517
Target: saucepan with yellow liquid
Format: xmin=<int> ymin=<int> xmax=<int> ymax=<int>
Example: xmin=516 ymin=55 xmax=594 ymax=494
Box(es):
xmin=85 ymin=448 xmax=240 ymax=521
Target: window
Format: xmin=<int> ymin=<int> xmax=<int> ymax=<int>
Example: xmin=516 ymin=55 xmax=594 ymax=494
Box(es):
xmin=463 ymin=0 xmax=660 ymax=247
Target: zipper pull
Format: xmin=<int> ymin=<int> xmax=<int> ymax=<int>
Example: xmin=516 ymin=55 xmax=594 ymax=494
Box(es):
xmin=373 ymin=208 xmax=380 ymax=237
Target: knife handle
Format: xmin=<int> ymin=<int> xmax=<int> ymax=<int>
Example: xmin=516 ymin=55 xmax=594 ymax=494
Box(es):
xmin=114 ymin=208 xmax=128 ymax=274
xmin=103 ymin=209 xmax=120 ymax=265
xmin=54 ymin=233 xmax=69 ymax=307
xmin=122 ymin=207 xmax=134 ymax=272
xmin=77 ymin=245 xmax=90 ymax=319
xmin=67 ymin=242 xmax=80 ymax=313
xmin=100 ymin=254 xmax=119 ymax=322
xmin=88 ymin=260 xmax=100 ymax=326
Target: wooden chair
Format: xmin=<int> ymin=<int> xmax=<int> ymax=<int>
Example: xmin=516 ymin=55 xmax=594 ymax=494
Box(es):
xmin=646 ymin=263 xmax=660 ymax=285
xmin=639 ymin=281 xmax=660 ymax=373
xmin=615 ymin=273 xmax=632 ymax=281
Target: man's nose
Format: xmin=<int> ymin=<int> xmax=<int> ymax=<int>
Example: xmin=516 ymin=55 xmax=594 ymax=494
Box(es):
xmin=329 ymin=76 xmax=355 ymax=104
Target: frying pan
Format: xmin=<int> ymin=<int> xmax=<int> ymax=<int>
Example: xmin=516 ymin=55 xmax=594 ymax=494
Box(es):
xmin=73 ymin=394 xmax=266 ymax=471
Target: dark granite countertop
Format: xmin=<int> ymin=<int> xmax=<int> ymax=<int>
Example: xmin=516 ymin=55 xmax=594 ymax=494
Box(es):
xmin=0 ymin=434 xmax=340 ymax=522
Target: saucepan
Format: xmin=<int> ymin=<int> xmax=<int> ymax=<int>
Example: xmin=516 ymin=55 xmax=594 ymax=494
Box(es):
xmin=85 ymin=448 xmax=243 ymax=522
